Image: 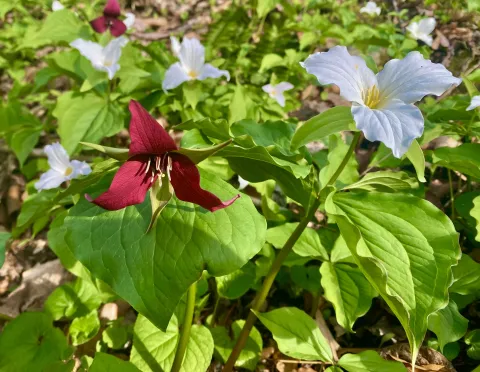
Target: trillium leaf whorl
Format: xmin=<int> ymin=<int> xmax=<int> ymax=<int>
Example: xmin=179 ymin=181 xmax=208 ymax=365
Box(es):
xmin=301 ymin=46 xmax=461 ymax=158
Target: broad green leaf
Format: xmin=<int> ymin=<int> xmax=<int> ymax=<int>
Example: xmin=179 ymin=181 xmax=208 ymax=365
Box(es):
xmin=64 ymin=170 xmax=266 ymax=330
xmin=0 ymin=312 xmax=72 ymax=372
xmin=173 ymin=140 xmax=233 ymax=164
xmin=229 ymin=85 xmax=250 ymax=123
xmin=182 ymin=83 xmax=203 ymax=110
xmin=471 ymin=196 xmax=480 ymax=241
xmin=320 ymin=262 xmax=377 ymax=332
xmin=102 ymin=323 xmax=129 ymax=350
xmin=14 ymin=189 xmax=59 ymax=235
xmin=259 ymin=53 xmax=284 ymax=72
xmin=338 ymin=350 xmax=407 ymax=371
xmin=463 ymin=75 xmax=479 ymax=97
xmin=216 ymin=262 xmax=256 ymax=299
xmin=405 ymin=140 xmax=426 ymax=182
xmin=211 ymin=320 xmax=263 ymax=371
xmin=80 ymin=142 xmax=129 ymax=161
xmin=69 ymin=309 xmax=100 ymax=346
xmin=330 ymin=235 xmax=354 ymax=264
xmin=319 ymin=134 xmax=359 ymax=188
xmin=54 ymin=92 xmax=125 ymax=154
xmin=90 ymin=353 xmax=140 ymax=372
xmin=344 ymin=171 xmax=418 ymax=193
xmin=291 ymin=107 xmax=356 ymax=150
xmin=427 ymin=300 xmax=468 ymax=351
xmin=257 ymin=0 xmax=279 ymax=17
xmin=454 ymin=191 xmax=480 ymax=237
xmin=432 ymin=143 xmax=480 ymax=179
xmin=130 ymin=314 xmax=214 ymax=372
xmin=0 ymin=231 xmax=10 ymax=268
xmin=266 ymin=223 xmax=330 ymax=261
xmin=290 ymin=265 xmax=321 ymax=294
xmin=325 ymin=191 xmax=460 ymax=362
xmin=300 ymin=31 xmax=317 ymax=50
xmin=465 ymin=329 xmax=480 ymax=360
xmin=254 ymin=307 xmax=333 ymax=362
xmin=10 ymin=126 xmax=42 ymax=166
xmin=450 ymin=254 xmax=480 ymax=297
xmin=175 ymin=118 xmax=230 ymax=141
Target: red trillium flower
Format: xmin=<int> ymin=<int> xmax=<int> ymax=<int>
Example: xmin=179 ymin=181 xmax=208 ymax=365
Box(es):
xmin=90 ymin=0 xmax=127 ymax=37
xmin=87 ymin=100 xmax=239 ymax=212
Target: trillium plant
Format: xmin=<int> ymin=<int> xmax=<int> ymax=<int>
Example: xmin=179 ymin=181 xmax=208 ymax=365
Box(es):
xmin=5 ymin=1 xmax=480 ymax=372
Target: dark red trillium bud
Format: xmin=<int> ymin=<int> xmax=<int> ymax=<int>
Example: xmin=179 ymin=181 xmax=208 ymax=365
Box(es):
xmin=86 ymin=100 xmax=240 ymax=212
xmin=90 ymin=0 xmax=127 ymax=37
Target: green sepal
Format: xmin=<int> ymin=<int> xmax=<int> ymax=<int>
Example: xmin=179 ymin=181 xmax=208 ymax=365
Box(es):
xmin=172 ymin=139 xmax=232 ymax=164
xmin=147 ymin=174 xmax=173 ymax=233
xmin=81 ymin=142 xmax=130 ymax=161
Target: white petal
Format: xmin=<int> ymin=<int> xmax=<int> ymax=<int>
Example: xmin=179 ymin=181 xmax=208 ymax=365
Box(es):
xmin=300 ymin=46 xmax=377 ymax=105
xmin=101 ymin=36 xmax=128 ymax=79
xmin=52 ymin=1 xmax=64 ymax=11
xmin=272 ymin=93 xmax=286 ymax=107
xmin=360 ymin=2 xmax=380 ymax=15
xmin=198 ymin=64 xmax=230 ymax=81
xmin=262 ymin=84 xmax=274 ymax=94
xmin=417 ymin=17 xmax=436 ymax=35
xmin=70 ymin=39 xmax=104 ymax=67
xmin=406 ymin=22 xmax=420 ymax=39
xmin=162 ymin=62 xmax=190 ymax=90
xmin=238 ymin=176 xmax=249 ymax=190
xmin=352 ymin=99 xmax=424 ymax=158
xmin=275 ymin=82 xmax=294 ymax=93
xmin=418 ymin=34 xmax=433 ymax=47
xmin=69 ymin=160 xmax=92 ymax=179
xmin=179 ymin=38 xmax=205 ymax=75
xmin=44 ymin=142 xmax=70 ymax=173
xmin=35 ymin=169 xmax=67 ymax=191
xmin=377 ymin=51 xmax=461 ymax=104
xmin=170 ymin=36 xmax=182 ymax=57
xmin=123 ymin=12 xmax=135 ymax=29
xmin=467 ymin=96 xmax=480 ymax=111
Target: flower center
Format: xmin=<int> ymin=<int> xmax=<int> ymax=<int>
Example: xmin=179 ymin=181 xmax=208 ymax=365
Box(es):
xmin=188 ymin=71 xmax=198 ymax=79
xmin=363 ymin=85 xmax=381 ymax=108
xmin=145 ymin=154 xmax=172 ymax=183
xmin=104 ymin=60 xmax=113 ymax=67
xmin=64 ymin=167 xmax=73 ymax=176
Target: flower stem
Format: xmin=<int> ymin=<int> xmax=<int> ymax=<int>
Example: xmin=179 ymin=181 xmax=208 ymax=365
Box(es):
xmin=171 ymin=282 xmax=197 ymax=372
xmin=223 ymin=131 xmax=360 ymax=371
xmin=208 ymin=296 xmax=221 ymax=327
xmin=448 ymin=169 xmax=455 ymax=219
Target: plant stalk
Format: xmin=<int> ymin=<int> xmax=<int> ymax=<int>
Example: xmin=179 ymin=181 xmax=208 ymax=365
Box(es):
xmin=171 ymin=282 xmax=197 ymax=372
xmin=223 ymin=131 xmax=360 ymax=371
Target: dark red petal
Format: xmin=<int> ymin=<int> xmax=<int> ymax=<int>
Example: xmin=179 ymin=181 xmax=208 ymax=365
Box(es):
xmin=87 ymin=157 xmax=153 ymax=211
xmin=103 ymin=0 xmax=121 ymax=16
xmin=109 ymin=18 xmax=127 ymax=37
xmin=128 ymin=100 xmax=177 ymax=156
xmin=90 ymin=16 xmax=108 ymax=33
xmin=169 ymin=153 xmax=240 ymax=212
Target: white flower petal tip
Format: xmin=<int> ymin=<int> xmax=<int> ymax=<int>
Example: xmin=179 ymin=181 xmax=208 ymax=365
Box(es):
xmin=262 ymin=82 xmax=294 ymax=107
xmin=467 ymin=96 xmax=480 ymax=111
xmin=70 ymin=37 xmax=128 ymax=80
xmin=52 ymin=1 xmax=64 ymax=11
xmin=123 ymin=12 xmax=136 ymax=29
xmin=360 ymin=1 xmax=381 ymax=16
xmin=163 ymin=36 xmax=228 ymax=89
xmin=301 ymin=46 xmax=461 ymax=158
xmin=238 ymin=176 xmax=249 ymax=190
xmin=35 ymin=143 xmax=92 ymax=191
xmin=407 ymin=17 xmax=436 ymax=47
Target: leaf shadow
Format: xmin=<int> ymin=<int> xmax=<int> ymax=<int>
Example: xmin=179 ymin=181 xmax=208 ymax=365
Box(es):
xmin=132 ymin=335 xmax=164 ymax=372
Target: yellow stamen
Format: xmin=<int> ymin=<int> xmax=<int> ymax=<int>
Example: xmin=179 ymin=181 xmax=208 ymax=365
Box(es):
xmin=363 ymin=85 xmax=381 ymax=108
xmin=104 ymin=60 xmax=113 ymax=67
xmin=188 ymin=71 xmax=198 ymax=79
xmin=64 ymin=167 xmax=73 ymax=176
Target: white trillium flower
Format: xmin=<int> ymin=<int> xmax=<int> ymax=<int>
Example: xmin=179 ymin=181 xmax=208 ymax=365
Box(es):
xmin=35 ymin=143 xmax=91 ymax=191
xmin=360 ymin=1 xmax=381 ymax=16
xmin=238 ymin=176 xmax=249 ymax=190
xmin=301 ymin=46 xmax=461 ymax=158
xmin=467 ymin=96 xmax=480 ymax=111
xmin=52 ymin=1 xmax=64 ymax=11
xmin=406 ymin=17 xmax=436 ymax=47
xmin=123 ymin=12 xmax=135 ymax=29
xmin=262 ymin=82 xmax=294 ymax=107
xmin=162 ymin=37 xmax=230 ymax=91
xmin=70 ymin=37 xmax=128 ymax=80
xmin=170 ymin=36 xmax=182 ymax=57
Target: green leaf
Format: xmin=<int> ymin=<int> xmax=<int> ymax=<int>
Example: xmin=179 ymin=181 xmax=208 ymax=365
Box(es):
xmin=102 ymin=322 xmax=129 ymax=350
xmin=465 ymin=329 xmax=480 ymax=360
xmin=290 ymin=265 xmax=321 ymax=294
xmin=257 ymin=0 xmax=279 ymax=17
xmin=320 ymin=262 xmax=377 ymax=332
xmin=183 ymin=83 xmax=203 ymax=110
xmin=344 ymin=171 xmax=418 ymax=193
xmin=300 ymin=32 xmax=317 ymax=50
xmin=259 ymin=53 xmax=284 ymax=72
xmin=90 ymin=353 xmax=140 ymax=372
xmin=0 ymin=231 xmax=10 ymax=269
xmin=266 ymin=223 xmax=330 ymax=261
xmin=471 ymin=196 xmax=480 ymax=241
xmin=405 ymin=140 xmax=426 ymax=182
xmin=432 ymin=143 xmax=480 ymax=179
xmin=80 ymin=142 xmax=129 ymax=161
xmin=290 ymin=107 xmax=356 ymax=150
xmin=64 ymin=170 xmax=266 ymax=330
xmin=0 ymin=312 xmax=72 ymax=371
xmin=173 ymin=140 xmax=233 ymax=164
xmin=216 ymin=261 xmax=256 ymax=299
xmin=54 ymin=92 xmax=125 ymax=154
xmin=69 ymin=309 xmax=100 ymax=346
xmin=229 ymin=85 xmax=250 ymax=123
xmin=427 ymin=300 xmax=468 ymax=351
xmin=175 ymin=118 xmax=230 ymax=141
xmin=325 ymin=191 xmax=460 ymax=362
xmin=320 ymin=134 xmax=359 ymax=188
xmin=10 ymin=126 xmax=42 ymax=166
xmin=450 ymin=254 xmax=480 ymax=297
xmin=255 ymin=307 xmax=333 ymax=362
xmin=338 ymin=350 xmax=407 ymax=372
xmin=130 ymin=314 xmax=214 ymax=372
xmin=330 ymin=235 xmax=354 ymax=264
xmin=211 ymin=320 xmax=263 ymax=371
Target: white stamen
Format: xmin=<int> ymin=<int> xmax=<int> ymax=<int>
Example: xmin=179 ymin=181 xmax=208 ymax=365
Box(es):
xmin=145 ymin=158 xmax=151 ymax=174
